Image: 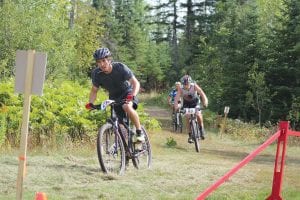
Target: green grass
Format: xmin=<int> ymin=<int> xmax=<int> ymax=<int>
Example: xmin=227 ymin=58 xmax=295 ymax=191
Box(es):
xmin=1 ymin=104 xmax=300 ymax=200
xmin=1 ymin=130 xmax=300 ymax=200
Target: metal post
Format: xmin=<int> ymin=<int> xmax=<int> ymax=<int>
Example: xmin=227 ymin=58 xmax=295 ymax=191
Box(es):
xmin=266 ymin=121 xmax=289 ymax=200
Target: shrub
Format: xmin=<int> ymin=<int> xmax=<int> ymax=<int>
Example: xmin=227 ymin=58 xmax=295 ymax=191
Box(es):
xmin=139 ymin=90 xmax=169 ymax=108
xmin=137 ymin=103 xmax=161 ymax=131
xmin=0 ymin=79 xmax=22 ymax=146
xmin=224 ymin=119 xmax=271 ymax=142
xmin=0 ymin=105 xmax=7 ymax=146
xmin=203 ymin=109 xmax=217 ymax=129
xmin=166 ymin=137 xmax=177 ymax=148
xmin=0 ymin=79 xmax=160 ymax=148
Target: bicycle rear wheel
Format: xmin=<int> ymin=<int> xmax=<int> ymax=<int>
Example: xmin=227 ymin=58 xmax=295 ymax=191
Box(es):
xmin=133 ymin=127 xmax=152 ymax=170
xmin=191 ymin=120 xmax=200 ymax=152
xmin=172 ymin=112 xmax=177 ymax=132
xmin=97 ymin=123 xmax=126 ymax=175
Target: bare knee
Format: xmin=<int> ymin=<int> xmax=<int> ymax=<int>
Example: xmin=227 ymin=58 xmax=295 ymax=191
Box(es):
xmin=122 ymin=102 xmax=134 ymax=113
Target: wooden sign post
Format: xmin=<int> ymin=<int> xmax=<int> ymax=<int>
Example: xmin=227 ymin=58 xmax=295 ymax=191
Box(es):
xmin=15 ymin=50 xmax=47 ymax=200
xmin=220 ymin=106 xmax=230 ymax=138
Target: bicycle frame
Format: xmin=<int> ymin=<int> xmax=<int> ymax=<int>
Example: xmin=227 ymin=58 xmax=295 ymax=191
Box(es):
xmin=181 ymin=106 xmax=202 ymax=152
xmin=95 ymin=99 xmax=152 ymax=173
xmin=102 ymin=99 xmax=149 ymax=157
xmin=105 ymin=101 xmax=136 ymax=160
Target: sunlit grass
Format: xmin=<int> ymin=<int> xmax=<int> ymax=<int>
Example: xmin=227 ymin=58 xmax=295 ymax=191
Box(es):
xmin=1 ymin=100 xmax=300 ymax=199
xmin=1 ymin=130 xmax=300 ymax=200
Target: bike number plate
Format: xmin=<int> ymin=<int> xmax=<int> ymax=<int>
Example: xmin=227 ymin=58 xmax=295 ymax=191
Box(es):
xmin=184 ymin=108 xmax=196 ymax=114
xmin=101 ymin=100 xmax=115 ymax=110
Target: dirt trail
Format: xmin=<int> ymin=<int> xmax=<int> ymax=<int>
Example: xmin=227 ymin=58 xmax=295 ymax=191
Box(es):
xmin=144 ymin=106 xmax=172 ymax=129
xmin=144 ymin=106 xmax=170 ymax=119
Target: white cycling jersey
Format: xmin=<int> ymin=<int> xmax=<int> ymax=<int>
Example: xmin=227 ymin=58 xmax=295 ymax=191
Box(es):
xmin=180 ymin=83 xmax=199 ymax=104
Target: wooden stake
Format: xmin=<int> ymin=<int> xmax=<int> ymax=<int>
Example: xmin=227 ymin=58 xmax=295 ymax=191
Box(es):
xmin=220 ymin=106 xmax=230 ymax=138
xmin=16 ymin=50 xmax=35 ymax=200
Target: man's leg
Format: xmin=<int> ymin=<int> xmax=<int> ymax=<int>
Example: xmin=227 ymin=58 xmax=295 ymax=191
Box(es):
xmin=197 ymin=113 xmax=205 ymax=140
xmin=186 ymin=115 xmax=193 ymax=143
xmin=122 ymin=102 xmax=144 ymax=142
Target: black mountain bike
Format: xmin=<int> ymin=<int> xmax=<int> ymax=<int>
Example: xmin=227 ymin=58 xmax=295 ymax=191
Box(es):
xmin=92 ymin=99 xmax=152 ymax=175
xmin=181 ymin=106 xmax=203 ymax=152
xmin=172 ymin=103 xmax=183 ymax=133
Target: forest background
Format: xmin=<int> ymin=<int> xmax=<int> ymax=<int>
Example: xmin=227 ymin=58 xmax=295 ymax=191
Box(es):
xmin=0 ymin=0 xmax=299 ymax=147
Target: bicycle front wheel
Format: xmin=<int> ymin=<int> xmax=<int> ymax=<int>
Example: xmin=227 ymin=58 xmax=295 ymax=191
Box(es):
xmin=133 ymin=127 xmax=152 ymax=170
xmin=97 ymin=123 xmax=126 ymax=175
xmin=178 ymin=113 xmax=183 ymax=133
xmin=191 ymin=120 xmax=200 ymax=153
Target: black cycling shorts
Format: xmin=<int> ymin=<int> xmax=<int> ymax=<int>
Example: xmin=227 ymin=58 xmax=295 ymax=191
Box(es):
xmin=182 ymin=98 xmax=198 ymax=108
xmin=115 ymin=92 xmax=139 ymax=120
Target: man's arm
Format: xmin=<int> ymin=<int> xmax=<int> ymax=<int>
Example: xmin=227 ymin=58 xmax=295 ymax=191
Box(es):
xmin=167 ymin=95 xmax=172 ymax=105
xmin=89 ymin=85 xmax=99 ymax=103
xmin=174 ymin=89 xmax=181 ymax=110
xmin=194 ymin=83 xmax=208 ymax=107
xmin=128 ymin=76 xmax=140 ymax=96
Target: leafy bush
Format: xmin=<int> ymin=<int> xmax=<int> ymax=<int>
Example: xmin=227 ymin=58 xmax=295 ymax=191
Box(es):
xmin=0 ymin=79 xmax=22 ymax=146
xmin=0 ymin=105 xmax=7 ymax=146
xmin=224 ymin=119 xmax=271 ymax=142
xmin=202 ymin=109 xmax=217 ymax=129
xmin=137 ymin=103 xmax=161 ymax=131
xmin=29 ymin=80 xmax=103 ymax=146
xmin=139 ymin=91 xmax=169 ymax=108
xmin=166 ymin=137 xmax=177 ymax=148
xmin=0 ymin=79 xmax=159 ymax=148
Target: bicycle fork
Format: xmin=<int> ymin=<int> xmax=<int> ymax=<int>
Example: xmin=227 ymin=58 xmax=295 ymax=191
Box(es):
xmin=176 ymin=113 xmax=180 ymax=125
xmin=190 ymin=117 xmax=199 ymax=139
xmin=110 ymin=121 xmax=120 ymax=156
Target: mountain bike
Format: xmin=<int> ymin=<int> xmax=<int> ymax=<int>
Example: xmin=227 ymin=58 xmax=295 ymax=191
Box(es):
xmin=181 ymin=106 xmax=204 ymax=152
xmin=172 ymin=102 xmax=183 ymax=133
xmin=92 ymin=99 xmax=152 ymax=175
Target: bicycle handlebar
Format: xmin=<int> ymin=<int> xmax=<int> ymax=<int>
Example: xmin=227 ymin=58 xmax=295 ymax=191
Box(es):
xmin=90 ymin=99 xmax=126 ymax=111
xmin=89 ymin=104 xmax=101 ymax=110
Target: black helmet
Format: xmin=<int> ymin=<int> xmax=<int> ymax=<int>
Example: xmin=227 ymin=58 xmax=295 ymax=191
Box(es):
xmin=181 ymin=75 xmax=192 ymax=85
xmin=93 ymin=48 xmax=111 ymax=60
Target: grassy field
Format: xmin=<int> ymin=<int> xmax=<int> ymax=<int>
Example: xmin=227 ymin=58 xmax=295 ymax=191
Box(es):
xmin=1 ymin=106 xmax=300 ymax=200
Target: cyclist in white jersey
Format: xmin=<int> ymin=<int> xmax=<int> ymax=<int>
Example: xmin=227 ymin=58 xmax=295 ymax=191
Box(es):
xmin=174 ymin=75 xmax=208 ymax=143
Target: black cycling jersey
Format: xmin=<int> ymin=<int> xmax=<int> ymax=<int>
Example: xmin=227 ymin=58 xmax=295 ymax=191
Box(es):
xmin=91 ymin=62 xmax=133 ymax=100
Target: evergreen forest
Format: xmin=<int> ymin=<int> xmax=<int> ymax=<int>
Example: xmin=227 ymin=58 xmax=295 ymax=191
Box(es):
xmin=0 ymin=0 xmax=300 ymax=143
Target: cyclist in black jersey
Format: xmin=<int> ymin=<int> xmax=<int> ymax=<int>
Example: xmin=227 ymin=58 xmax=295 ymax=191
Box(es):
xmin=86 ymin=47 xmax=145 ymax=143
